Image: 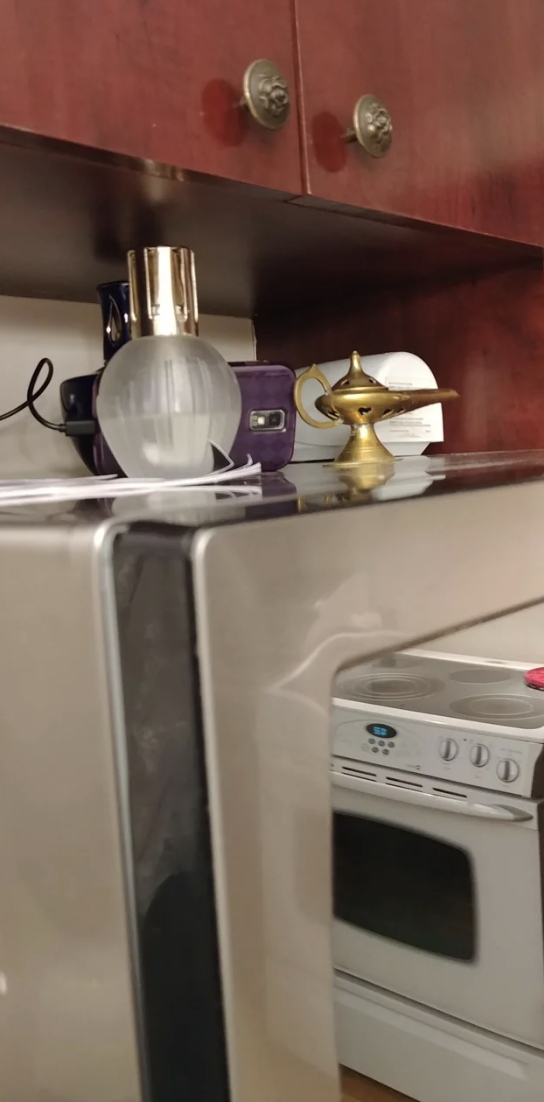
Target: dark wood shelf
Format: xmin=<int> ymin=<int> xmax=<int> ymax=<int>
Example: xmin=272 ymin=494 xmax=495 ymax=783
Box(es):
xmin=0 ymin=129 xmax=539 ymax=317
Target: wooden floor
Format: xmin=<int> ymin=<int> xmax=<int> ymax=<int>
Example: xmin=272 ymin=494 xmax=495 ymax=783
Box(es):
xmin=342 ymin=1068 xmax=411 ymax=1101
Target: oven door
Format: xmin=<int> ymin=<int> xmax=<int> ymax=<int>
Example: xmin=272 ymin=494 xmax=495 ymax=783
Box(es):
xmin=332 ymin=766 xmax=544 ymax=1047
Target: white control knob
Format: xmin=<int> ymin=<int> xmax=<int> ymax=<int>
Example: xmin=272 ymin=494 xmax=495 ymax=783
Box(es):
xmin=439 ymin=738 xmax=458 ymax=762
xmin=497 ymin=759 xmax=519 ymax=784
xmin=470 ymin=744 xmax=490 ymax=768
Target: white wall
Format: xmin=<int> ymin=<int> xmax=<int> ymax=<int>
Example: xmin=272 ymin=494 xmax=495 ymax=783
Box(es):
xmin=0 ymin=297 xmax=255 ymax=478
xmin=429 ymin=605 xmax=544 ymax=665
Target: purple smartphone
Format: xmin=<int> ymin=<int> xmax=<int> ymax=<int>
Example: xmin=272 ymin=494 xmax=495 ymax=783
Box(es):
xmin=229 ymin=362 xmax=296 ymax=471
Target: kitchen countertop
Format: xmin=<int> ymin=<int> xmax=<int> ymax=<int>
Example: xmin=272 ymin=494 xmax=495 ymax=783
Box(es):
xmin=342 ymin=1068 xmax=411 ymax=1101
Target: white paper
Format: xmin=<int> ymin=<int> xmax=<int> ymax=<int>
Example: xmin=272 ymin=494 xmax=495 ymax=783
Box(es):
xmin=0 ymin=452 xmax=262 ymax=508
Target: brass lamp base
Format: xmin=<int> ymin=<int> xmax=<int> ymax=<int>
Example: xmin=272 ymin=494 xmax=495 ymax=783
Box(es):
xmin=328 ymin=422 xmax=394 ymax=469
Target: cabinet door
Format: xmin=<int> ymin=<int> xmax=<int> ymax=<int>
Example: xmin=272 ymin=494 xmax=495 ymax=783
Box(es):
xmin=295 ymin=0 xmax=544 ymax=243
xmin=0 ymin=0 xmax=301 ymax=193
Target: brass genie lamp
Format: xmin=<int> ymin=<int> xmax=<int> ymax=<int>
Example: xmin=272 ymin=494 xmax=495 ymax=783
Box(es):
xmin=294 ymin=351 xmax=458 ymax=468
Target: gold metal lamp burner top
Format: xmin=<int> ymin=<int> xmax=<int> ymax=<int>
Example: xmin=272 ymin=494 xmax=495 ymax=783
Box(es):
xmin=294 ymin=350 xmax=458 ymax=468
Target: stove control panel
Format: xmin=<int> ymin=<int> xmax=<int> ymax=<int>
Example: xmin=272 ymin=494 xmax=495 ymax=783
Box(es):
xmin=333 ymin=705 xmax=543 ymax=796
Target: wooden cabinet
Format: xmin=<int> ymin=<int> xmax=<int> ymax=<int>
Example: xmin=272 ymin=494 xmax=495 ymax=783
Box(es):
xmin=0 ymin=0 xmax=301 ymax=193
xmin=294 ymin=0 xmax=544 ymax=243
xmin=1 ymin=0 xmax=544 ymax=248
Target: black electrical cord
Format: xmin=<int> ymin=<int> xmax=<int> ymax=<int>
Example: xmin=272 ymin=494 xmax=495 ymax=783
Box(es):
xmin=0 ymin=357 xmax=96 ymax=436
xmin=0 ymin=357 xmax=62 ymax=428
xmin=26 ymin=357 xmax=66 ymax=431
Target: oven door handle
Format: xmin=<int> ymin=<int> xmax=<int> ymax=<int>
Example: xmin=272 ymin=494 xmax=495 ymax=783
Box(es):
xmin=332 ymin=771 xmax=534 ymax=822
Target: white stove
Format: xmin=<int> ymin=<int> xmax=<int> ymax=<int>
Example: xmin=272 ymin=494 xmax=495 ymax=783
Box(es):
xmin=332 ymin=649 xmax=544 ymax=798
xmin=331 ymin=650 xmax=544 ymax=1102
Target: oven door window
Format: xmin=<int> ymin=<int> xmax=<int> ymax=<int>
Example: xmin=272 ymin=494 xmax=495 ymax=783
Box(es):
xmin=334 ymin=812 xmax=476 ymax=961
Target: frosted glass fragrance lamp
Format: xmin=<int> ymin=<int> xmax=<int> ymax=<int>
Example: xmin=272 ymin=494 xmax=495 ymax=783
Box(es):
xmin=96 ymin=247 xmax=242 ymax=477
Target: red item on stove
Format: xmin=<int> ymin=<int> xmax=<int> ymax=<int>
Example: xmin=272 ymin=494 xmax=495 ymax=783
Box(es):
xmin=524 ymin=667 xmax=544 ymax=691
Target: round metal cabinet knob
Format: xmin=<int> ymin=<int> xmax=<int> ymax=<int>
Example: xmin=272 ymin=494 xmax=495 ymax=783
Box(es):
xmin=241 ymin=59 xmax=291 ymax=130
xmin=346 ymin=94 xmax=393 ymax=158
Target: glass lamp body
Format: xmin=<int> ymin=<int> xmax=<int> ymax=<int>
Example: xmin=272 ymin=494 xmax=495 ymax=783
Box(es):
xmin=96 ymin=334 xmax=242 ymax=479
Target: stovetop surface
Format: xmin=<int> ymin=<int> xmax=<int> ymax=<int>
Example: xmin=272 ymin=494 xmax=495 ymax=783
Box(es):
xmin=335 ymin=651 xmax=544 ymax=729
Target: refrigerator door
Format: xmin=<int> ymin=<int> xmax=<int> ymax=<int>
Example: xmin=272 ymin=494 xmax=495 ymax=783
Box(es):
xmin=0 ymin=524 xmax=145 ymax=1102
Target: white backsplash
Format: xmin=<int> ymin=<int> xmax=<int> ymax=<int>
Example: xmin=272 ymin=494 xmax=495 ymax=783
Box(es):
xmin=0 ymin=297 xmax=255 ymax=477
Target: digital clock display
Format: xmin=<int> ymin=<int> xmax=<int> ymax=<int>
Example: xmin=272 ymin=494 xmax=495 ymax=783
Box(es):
xmin=366 ymin=723 xmax=397 ymax=739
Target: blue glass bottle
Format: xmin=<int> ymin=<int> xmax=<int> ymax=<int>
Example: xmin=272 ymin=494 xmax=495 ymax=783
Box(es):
xmin=93 ymin=281 xmax=131 ymax=475
xmin=60 ymin=280 xmax=131 ymax=474
xmin=96 ymin=281 xmax=130 ymax=362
